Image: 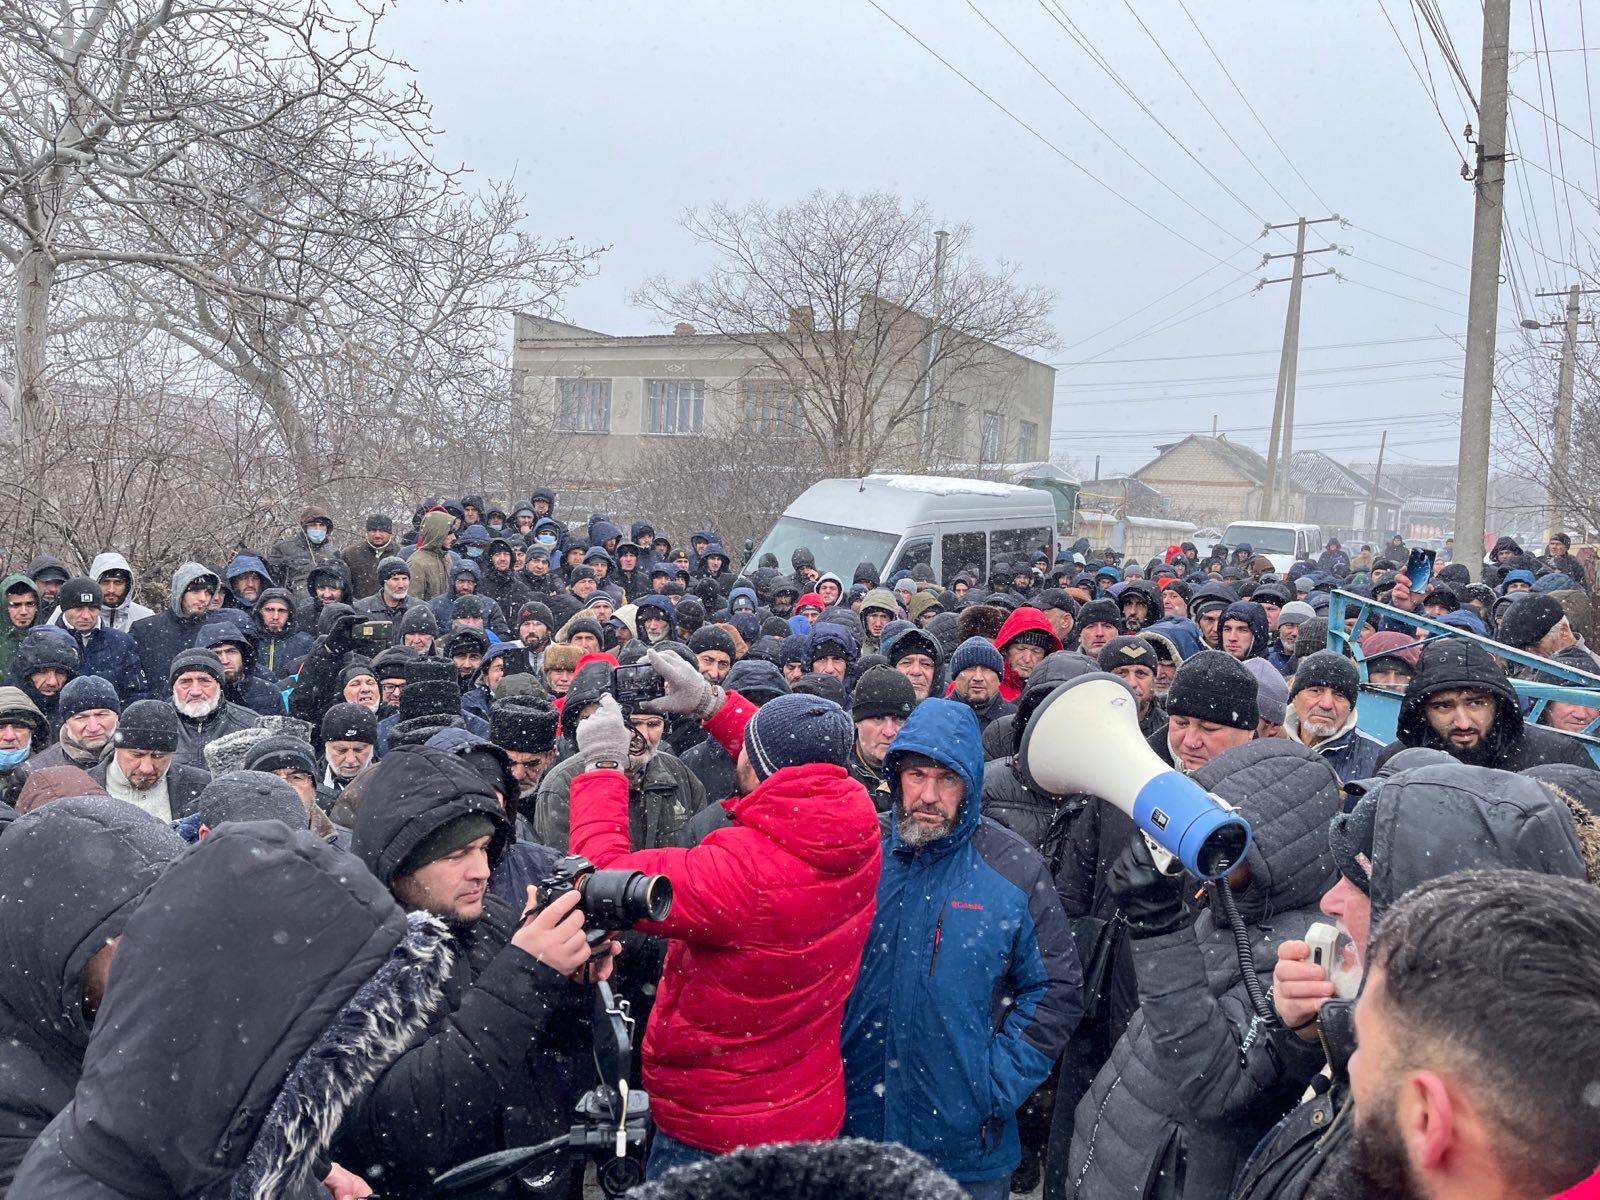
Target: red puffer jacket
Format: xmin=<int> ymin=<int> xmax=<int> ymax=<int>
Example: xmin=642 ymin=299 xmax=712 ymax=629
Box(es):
xmin=568 ymin=693 xmax=882 ymax=1152
xmin=994 ymin=606 xmax=1063 ymax=701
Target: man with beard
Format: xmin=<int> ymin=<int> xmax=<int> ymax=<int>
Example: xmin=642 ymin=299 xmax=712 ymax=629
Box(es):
xmin=131 ymin=562 xmax=220 ymax=687
xmin=842 ymin=696 xmax=1079 ymax=1198
xmin=90 ymin=699 xmax=210 ymax=821
xmin=1346 ymin=871 xmax=1600 ymax=1200
xmin=515 ymin=600 xmax=555 ymax=670
xmin=195 ymin=622 xmax=282 ymax=716
xmin=29 ymin=675 xmax=119 ymax=770
xmin=1284 ymin=651 xmax=1385 ymax=782
xmin=166 ymin=648 xmax=260 ymax=772
xmin=1378 ymin=639 xmax=1594 ymax=771
xmin=487 ymin=694 xmax=559 ymax=845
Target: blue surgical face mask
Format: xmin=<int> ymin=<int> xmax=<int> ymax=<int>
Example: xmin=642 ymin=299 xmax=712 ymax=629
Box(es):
xmin=466 ymin=547 xmax=483 ymax=559
xmin=306 ymin=527 xmax=328 ymax=545
xmin=537 ymin=534 xmax=557 ymax=548
xmin=0 ymin=746 xmax=28 ymax=770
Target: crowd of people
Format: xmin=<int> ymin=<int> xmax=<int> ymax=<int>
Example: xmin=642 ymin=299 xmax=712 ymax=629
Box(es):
xmin=0 ymin=494 xmax=1596 ymax=1200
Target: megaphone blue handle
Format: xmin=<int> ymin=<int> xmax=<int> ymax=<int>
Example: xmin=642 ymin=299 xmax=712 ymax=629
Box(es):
xmin=1133 ymin=771 xmax=1253 ymax=880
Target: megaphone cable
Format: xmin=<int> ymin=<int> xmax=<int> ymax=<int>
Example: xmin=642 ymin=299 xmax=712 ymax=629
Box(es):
xmin=1209 ymin=878 xmax=1278 ymax=1025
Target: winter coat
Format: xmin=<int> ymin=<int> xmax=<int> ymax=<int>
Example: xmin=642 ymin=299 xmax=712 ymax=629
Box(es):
xmin=1315 ymin=549 xmax=1351 ymax=577
xmin=294 ymin=558 xmax=354 ymax=632
xmin=1284 ymin=707 xmax=1385 ymax=783
xmin=269 ymin=525 xmax=339 ymax=598
xmin=6 ymin=629 xmax=77 ymax=735
xmin=950 ymin=687 xmax=1016 ymax=733
xmin=340 ymin=537 xmax=391 ymax=602
xmin=1221 ymin=599 xmax=1271 ymax=660
xmin=479 ymin=566 xmax=532 ymax=622
xmin=0 ymin=574 xmax=39 ymax=680
xmin=533 ymin=744 xmax=706 ymax=853
xmin=129 ymin=563 xmax=217 ymax=691
xmin=10 ymin=820 xmax=453 ymax=1200
xmin=250 ymin=587 xmax=315 ymax=679
xmin=1380 ymin=638 xmax=1596 ymax=771
xmin=981 ymin=756 xmax=1071 ymax=855
xmin=221 ymin=552 xmax=274 ymax=610
xmin=57 ymin=624 xmax=145 ymax=704
xmin=995 ymin=608 xmax=1064 ymax=701
xmin=1230 ymin=763 xmax=1589 ymax=1200
xmin=1068 ymin=741 xmax=1342 ymax=1200
xmin=0 ymin=798 xmax=183 ymax=1190
xmin=87 ymin=758 xmax=210 ymax=821
xmin=679 ymin=733 xmax=737 ymax=811
xmin=568 ymin=691 xmax=883 ymax=1153
xmin=172 ymin=699 xmax=260 ymax=774
xmin=408 ymin=511 xmax=454 ymax=601
xmin=85 ymin=552 xmax=153 ymax=632
xmin=351 ymin=590 xmax=423 ymax=624
xmin=842 ymin=699 xmax=1082 ymax=1183
xmin=338 ymin=748 xmax=588 ymax=1195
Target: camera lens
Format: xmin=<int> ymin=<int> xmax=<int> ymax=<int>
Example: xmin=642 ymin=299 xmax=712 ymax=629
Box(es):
xmin=579 ymin=869 xmax=673 ymax=928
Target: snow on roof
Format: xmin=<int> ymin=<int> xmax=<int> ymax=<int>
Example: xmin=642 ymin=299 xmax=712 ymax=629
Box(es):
xmin=865 ymin=474 xmax=1036 ymax=499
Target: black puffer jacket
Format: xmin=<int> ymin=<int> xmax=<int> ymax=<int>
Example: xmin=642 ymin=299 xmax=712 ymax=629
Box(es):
xmin=1380 ymin=638 xmax=1595 ymax=771
xmin=1068 ymin=740 xmax=1342 ymax=1200
xmin=0 ymin=799 xmax=183 ymax=1190
xmin=338 ymin=746 xmax=588 ymax=1196
xmin=1231 ymin=763 xmax=1588 ymax=1200
xmin=10 ymin=821 xmax=452 ymax=1199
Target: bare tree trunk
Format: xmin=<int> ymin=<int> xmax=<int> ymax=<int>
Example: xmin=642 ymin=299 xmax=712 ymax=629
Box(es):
xmin=11 ymin=246 xmax=54 ymax=464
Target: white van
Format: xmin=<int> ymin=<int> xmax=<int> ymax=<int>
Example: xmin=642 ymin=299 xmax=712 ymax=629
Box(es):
xmin=752 ymin=475 xmax=1058 ymax=585
xmin=1219 ymin=521 xmax=1324 ymax=574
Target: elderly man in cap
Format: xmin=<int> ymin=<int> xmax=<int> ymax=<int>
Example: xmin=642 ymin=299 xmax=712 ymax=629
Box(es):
xmin=53 ymin=576 xmax=147 ymax=701
xmin=1496 ymin=591 xmax=1600 ymax=668
xmin=320 ymin=701 xmax=377 ymax=796
xmin=0 ymin=686 xmax=46 ymax=805
xmin=1268 ymin=599 xmax=1316 ymax=675
xmin=89 ymin=698 xmax=211 ymax=821
xmin=354 ymin=556 xmax=420 ymax=623
xmin=1098 ymin=636 xmax=1166 ymax=736
xmin=1284 ymin=650 xmax=1386 ymax=781
xmin=166 ymin=648 xmax=259 ymax=772
xmin=1154 ymin=650 xmax=1259 ymax=772
xmin=566 ymin=649 xmax=882 ymax=1178
xmin=30 ymin=675 xmax=120 ymax=771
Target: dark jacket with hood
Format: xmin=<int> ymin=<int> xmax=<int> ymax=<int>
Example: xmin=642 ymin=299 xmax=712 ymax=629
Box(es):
xmin=1068 ymin=740 xmax=1341 ymax=1200
xmin=57 ymin=619 xmax=145 ymax=704
xmin=130 ymin=562 xmax=217 ymax=689
xmin=221 ymin=552 xmax=274 ymax=612
xmin=842 ymin=699 xmax=1082 ymax=1184
xmin=1220 ymin=599 xmax=1271 ymax=660
xmin=338 ymin=747 xmax=588 ymax=1195
xmin=295 ymin=559 xmax=354 ymax=632
xmin=1380 ymin=638 xmax=1595 ymax=771
xmin=269 ymin=518 xmax=340 ymax=599
xmin=1231 ymin=763 xmax=1590 ymax=1200
xmin=195 ymin=621 xmax=284 ymax=716
xmin=0 ymin=798 xmax=184 ymax=1190
xmin=251 ymin=586 xmax=315 ymax=678
xmin=10 ymin=820 xmax=453 ymax=1200
xmin=5 ymin=629 xmax=78 ymax=735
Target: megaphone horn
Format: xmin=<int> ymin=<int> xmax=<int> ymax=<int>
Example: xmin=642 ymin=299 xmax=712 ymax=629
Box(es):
xmin=1018 ymin=673 xmax=1251 ymax=880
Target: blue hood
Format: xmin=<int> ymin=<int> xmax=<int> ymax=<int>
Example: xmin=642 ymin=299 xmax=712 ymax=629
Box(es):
xmin=450 ymin=560 xmax=482 ymax=584
xmin=728 ymin=586 xmax=758 ymax=613
xmin=806 ymin=621 xmax=859 ymax=667
xmin=590 ymin=520 xmax=622 ymax=546
xmin=884 ymin=698 xmax=985 ymax=852
xmin=224 ymin=553 xmax=274 ymax=586
xmin=1143 ymin=615 xmax=1205 ymax=659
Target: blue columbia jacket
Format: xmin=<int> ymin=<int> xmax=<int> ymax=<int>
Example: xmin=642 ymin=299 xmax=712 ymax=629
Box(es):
xmin=841 ymin=699 xmax=1082 ymax=1183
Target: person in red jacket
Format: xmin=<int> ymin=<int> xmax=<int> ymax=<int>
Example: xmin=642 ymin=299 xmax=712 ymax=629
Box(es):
xmin=993 ymin=607 xmax=1063 ymax=702
xmin=567 ymin=649 xmax=882 ymax=1179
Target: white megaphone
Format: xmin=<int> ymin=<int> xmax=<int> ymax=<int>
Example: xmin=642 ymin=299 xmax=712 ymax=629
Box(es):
xmin=1019 ymin=673 xmax=1252 ymax=880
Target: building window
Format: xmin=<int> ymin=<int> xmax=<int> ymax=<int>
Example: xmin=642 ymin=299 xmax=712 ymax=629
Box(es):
xmin=979 ymin=410 xmax=1003 ymax=461
xmin=1015 ymin=419 xmax=1038 ymax=462
xmin=557 ymin=378 xmax=611 ymax=433
xmin=740 ymin=378 xmax=801 ymax=437
xmin=645 ymin=379 xmax=704 ymax=434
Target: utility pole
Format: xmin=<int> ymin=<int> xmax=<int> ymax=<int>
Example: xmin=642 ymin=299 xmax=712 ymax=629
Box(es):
xmin=1364 ymin=430 xmax=1388 ymax=543
xmin=1258 ymin=216 xmax=1338 ymax=520
xmin=1527 ymin=284 xmax=1596 ymax=539
xmin=1454 ymin=0 xmax=1511 ymax=582
xmin=920 ymin=228 xmax=949 ymax=451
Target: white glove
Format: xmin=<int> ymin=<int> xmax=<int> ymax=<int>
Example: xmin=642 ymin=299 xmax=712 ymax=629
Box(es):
xmin=640 ymin=648 xmax=724 ymax=721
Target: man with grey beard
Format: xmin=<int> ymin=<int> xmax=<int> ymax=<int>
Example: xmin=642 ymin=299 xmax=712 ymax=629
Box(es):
xmin=1284 ymin=651 xmax=1385 ymax=783
xmin=165 ymin=648 xmax=259 ymax=772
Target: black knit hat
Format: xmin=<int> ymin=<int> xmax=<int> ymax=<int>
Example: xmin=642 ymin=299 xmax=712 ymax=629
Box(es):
xmin=366 ymin=513 xmax=393 ymax=533
xmin=1097 ymin=635 xmax=1156 ymax=674
xmin=1289 ymin=650 xmax=1360 ymax=706
xmin=168 ymin=647 xmax=224 ymax=688
xmin=57 ymin=674 xmax=121 ymax=721
xmin=851 ymin=666 xmax=917 ymax=723
xmin=377 ymin=556 xmax=409 ymax=581
xmin=58 ymin=576 xmax=101 ymax=611
xmin=1076 ymin=598 xmax=1124 ymax=633
xmin=322 ymin=701 xmax=378 ymax=746
xmin=792 ymin=672 xmax=848 ymax=708
xmin=488 ymin=695 xmax=558 ymax=753
xmin=743 ymin=694 xmax=855 ymax=781
xmin=565 ymin=616 xmax=604 ymax=645
xmin=689 ymin=626 xmax=737 ymax=661
xmin=1495 ymin=593 xmax=1567 ymax=649
xmin=399 ymin=813 xmax=499 ymax=877
xmin=113 ymin=699 xmax=180 ymax=752
xmin=198 ymin=770 xmax=308 ymax=831
xmin=516 ymin=600 xmax=554 ymax=628
xmin=1166 ymin=651 xmax=1258 ymax=730
xmin=243 ymin=735 xmax=318 ymax=779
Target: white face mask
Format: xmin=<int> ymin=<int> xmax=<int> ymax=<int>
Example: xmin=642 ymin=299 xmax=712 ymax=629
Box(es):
xmin=306 ymin=527 xmax=328 ymax=545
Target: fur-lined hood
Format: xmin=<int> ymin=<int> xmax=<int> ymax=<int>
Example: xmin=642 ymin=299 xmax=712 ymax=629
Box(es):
xmin=10 ymin=821 xmax=451 ymax=1199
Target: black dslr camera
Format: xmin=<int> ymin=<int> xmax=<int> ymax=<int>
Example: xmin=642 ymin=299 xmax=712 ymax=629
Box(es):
xmin=534 ymin=854 xmax=672 ymax=940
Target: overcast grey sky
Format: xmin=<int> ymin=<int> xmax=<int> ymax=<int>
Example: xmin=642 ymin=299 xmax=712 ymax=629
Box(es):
xmin=377 ymin=0 xmax=1594 ymax=475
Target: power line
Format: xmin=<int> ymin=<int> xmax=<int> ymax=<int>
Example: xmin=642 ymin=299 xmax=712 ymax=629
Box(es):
xmin=1116 ymin=0 xmax=1299 ymax=212
xmin=1530 ymin=0 xmax=1581 ymax=260
xmin=1339 ymin=251 xmax=1467 ymax=295
xmin=1335 ymin=275 xmax=1469 ymax=317
xmin=1411 ymin=0 xmax=1480 ymax=111
xmin=1173 ymin=0 xmax=1335 ymax=212
xmin=1062 ymin=253 xmax=1252 ymax=353
xmin=1068 ymin=278 xmax=1262 ymax=367
xmin=1054 ymin=370 xmax=1458 ymax=406
xmin=1581 ymin=0 xmax=1600 ymax=199
xmin=959 ymin=1 xmax=1261 ymax=257
xmin=1344 ymin=223 xmax=1468 ymax=271
xmin=1053 ymin=355 xmax=1464 ymax=391
xmin=1376 ymin=0 xmax=1472 ymax=168
xmin=1053 ymin=330 xmax=1504 ymax=368
xmin=860 ymin=0 xmax=1250 ymax=268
